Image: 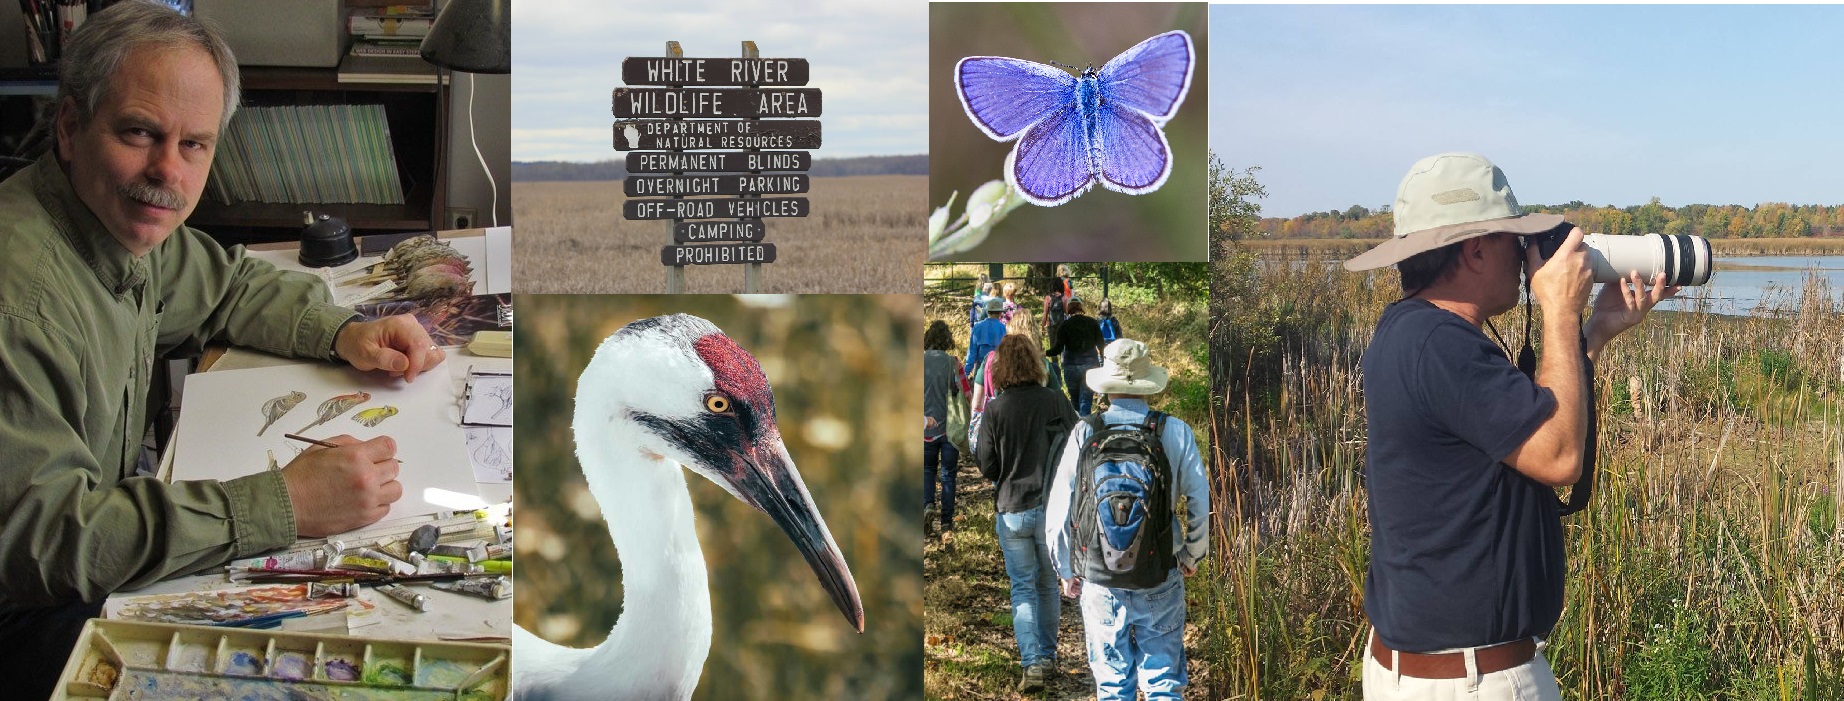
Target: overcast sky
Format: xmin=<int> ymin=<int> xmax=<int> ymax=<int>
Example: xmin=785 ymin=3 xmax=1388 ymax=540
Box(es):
xmin=1211 ymin=5 xmax=1844 ymax=218
xmin=512 ymin=0 xmax=926 ymax=162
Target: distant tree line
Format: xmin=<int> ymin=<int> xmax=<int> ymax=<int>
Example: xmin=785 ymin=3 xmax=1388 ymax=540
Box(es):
xmin=1257 ymin=198 xmax=1844 ymax=239
xmin=511 ymin=154 xmax=928 ymax=182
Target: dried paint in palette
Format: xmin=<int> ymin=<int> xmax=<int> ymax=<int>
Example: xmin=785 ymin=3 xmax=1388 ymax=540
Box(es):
xmin=53 ymin=619 xmax=508 ymax=700
xmin=365 ymin=661 xmax=413 ymax=686
xmin=117 ymin=670 xmax=460 ymax=700
xmin=224 ymin=650 xmax=264 ymax=676
xmin=324 ymin=657 xmax=361 ymax=681
xmin=269 ymin=651 xmax=311 ymax=681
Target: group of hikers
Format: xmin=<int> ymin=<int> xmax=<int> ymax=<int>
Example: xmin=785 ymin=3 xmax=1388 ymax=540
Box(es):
xmin=922 ymin=268 xmax=1208 ymax=699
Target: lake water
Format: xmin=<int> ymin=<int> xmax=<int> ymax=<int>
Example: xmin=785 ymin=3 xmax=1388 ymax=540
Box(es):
xmin=1663 ymin=256 xmax=1844 ymax=316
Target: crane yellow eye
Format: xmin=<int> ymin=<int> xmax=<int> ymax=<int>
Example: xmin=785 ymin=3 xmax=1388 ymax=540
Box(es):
xmin=705 ymin=395 xmax=731 ymax=413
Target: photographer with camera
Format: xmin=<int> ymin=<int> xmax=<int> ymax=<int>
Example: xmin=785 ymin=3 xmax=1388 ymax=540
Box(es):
xmin=1343 ymin=153 xmax=1679 ymax=700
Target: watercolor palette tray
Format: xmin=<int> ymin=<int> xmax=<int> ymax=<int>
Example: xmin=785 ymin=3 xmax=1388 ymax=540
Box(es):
xmin=54 ymin=619 xmax=507 ymax=701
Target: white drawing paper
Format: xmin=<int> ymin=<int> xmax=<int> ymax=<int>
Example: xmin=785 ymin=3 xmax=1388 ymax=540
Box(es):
xmin=466 ymin=427 xmax=512 ymax=483
xmin=463 ymin=374 xmax=513 ymax=426
xmin=173 ymin=362 xmax=480 ymax=528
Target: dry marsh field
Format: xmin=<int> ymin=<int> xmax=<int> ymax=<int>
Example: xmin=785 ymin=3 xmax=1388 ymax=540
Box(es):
xmin=513 ymin=175 xmax=925 ymax=293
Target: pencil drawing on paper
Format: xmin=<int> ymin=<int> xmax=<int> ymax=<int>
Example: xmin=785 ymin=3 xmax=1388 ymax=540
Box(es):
xmin=467 ymin=427 xmax=511 ymax=482
xmin=300 ymin=391 xmax=371 ymax=432
xmin=485 ymin=380 xmax=512 ymax=423
xmin=352 ymin=405 xmax=400 ymax=427
xmin=257 ymin=391 xmax=307 ymax=436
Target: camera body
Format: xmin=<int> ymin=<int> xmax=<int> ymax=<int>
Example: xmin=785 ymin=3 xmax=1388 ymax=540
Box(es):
xmin=1525 ymin=224 xmax=1712 ymax=286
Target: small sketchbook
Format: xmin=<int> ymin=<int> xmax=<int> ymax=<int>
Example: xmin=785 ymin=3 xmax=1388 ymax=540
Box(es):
xmin=461 ymin=370 xmax=512 ymax=483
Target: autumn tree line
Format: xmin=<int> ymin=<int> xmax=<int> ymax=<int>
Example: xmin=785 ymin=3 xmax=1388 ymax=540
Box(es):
xmin=1257 ymin=198 xmax=1844 ymax=240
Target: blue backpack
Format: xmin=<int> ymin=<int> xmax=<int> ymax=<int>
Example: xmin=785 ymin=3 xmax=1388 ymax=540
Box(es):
xmin=1070 ymin=411 xmax=1174 ymax=589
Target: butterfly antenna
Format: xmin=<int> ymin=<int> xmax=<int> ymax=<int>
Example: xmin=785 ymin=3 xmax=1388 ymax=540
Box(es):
xmin=1047 ymin=59 xmax=1078 ymax=73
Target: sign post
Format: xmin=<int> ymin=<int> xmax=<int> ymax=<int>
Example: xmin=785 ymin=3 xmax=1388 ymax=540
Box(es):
xmin=617 ymin=41 xmax=818 ymax=293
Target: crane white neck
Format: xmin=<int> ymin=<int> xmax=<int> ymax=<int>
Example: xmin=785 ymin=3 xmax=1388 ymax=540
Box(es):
xmin=579 ymin=429 xmax=713 ymax=698
xmin=514 ymin=403 xmax=713 ymax=701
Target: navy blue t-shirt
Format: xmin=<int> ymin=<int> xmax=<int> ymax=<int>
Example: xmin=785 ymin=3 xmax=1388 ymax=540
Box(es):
xmin=1361 ymin=299 xmax=1564 ymax=652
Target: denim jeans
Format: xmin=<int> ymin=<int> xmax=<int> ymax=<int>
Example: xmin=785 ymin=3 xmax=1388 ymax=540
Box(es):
xmin=923 ymin=439 xmax=957 ymax=527
xmin=1063 ymin=360 xmax=1098 ymax=415
xmin=996 ymin=506 xmax=1059 ymax=667
xmin=1361 ymin=631 xmax=1561 ymax=700
xmin=1080 ymin=570 xmax=1188 ymax=700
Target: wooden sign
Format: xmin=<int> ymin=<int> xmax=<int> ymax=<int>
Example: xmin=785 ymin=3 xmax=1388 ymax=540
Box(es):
xmin=661 ymin=243 xmax=777 ymax=266
xmin=613 ymin=120 xmax=821 ymax=151
xmin=612 ymin=87 xmax=823 ymax=119
xmin=625 ymin=174 xmax=809 ymax=197
xmin=624 ymin=197 xmax=810 ymax=220
xmin=626 ymin=151 xmax=812 ymax=173
xmin=675 ymin=220 xmax=766 ymax=243
xmin=622 ymin=57 xmax=810 ymax=86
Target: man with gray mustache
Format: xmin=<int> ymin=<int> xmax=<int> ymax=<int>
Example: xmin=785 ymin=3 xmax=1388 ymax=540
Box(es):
xmin=0 ymin=3 xmax=447 ymax=697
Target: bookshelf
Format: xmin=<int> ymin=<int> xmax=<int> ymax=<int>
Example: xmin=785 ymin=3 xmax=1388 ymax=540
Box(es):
xmin=190 ymin=66 xmax=449 ymax=247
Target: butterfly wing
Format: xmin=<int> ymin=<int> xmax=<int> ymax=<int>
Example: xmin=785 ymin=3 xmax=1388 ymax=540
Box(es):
xmin=956 ymin=56 xmax=1078 ymax=141
xmin=1093 ymin=100 xmax=1172 ymax=194
xmin=1097 ymin=30 xmax=1194 ymax=122
xmin=1006 ymin=100 xmax=1095 ymax=206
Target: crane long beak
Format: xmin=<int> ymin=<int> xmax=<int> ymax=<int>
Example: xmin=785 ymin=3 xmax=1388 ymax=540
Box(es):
xmin=732 ymin=438 xmax=865 ymax=633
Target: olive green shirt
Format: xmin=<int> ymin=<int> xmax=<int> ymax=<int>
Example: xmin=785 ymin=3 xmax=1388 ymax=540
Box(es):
xmin=0 ymin=152 xmax=356 ymax=609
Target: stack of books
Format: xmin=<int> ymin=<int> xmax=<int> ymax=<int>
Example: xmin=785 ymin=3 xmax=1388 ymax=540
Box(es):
xmin=339 ymin=5 xmax=439 ymax=84
xmin=204 ymin=104 xmax=406 ymax=206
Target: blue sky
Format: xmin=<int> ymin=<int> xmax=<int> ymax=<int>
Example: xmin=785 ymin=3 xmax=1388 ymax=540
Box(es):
xmin=1210 ymin=5 xmax=1844 ymax=218
xmin=512 ymin=0 xmax=925 ymax=162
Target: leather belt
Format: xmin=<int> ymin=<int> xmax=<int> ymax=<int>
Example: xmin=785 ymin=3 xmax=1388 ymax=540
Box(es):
xmin=1370 ymin=635 xmax=1537 ymax=679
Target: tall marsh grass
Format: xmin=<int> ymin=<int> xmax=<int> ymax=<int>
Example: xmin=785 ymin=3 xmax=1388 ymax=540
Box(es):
xmin=1206 ymin=250 xmax=1844 ymax=699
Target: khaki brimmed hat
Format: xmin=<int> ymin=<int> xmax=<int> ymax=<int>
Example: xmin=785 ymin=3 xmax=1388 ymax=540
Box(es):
xmin=1087 ymin=339 xmax=1169 ymax=395
xmin=984 ymin=297 xmax=1005 ymax=312
xmin=1343 ymin=153 xmax=1565 ymax=271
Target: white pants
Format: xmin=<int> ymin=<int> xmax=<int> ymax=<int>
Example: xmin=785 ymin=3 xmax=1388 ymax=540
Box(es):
xmin=1361 ymin=635 xmax=1563 ymax=701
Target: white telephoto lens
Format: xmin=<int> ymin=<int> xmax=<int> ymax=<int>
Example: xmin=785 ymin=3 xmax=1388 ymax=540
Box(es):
xmin=1582 ymin=233 xmax=1711 ymax=286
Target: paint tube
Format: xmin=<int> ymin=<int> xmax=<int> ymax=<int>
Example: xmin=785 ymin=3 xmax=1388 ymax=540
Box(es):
xmin=352 ymin=547 xmax=417 ymax=576
xmin=431 ymin=576 xmax=511 ymax=601
xmin=484 ymin=543 xmax=511 ymax=560
xmin=227 ymin=549 xmax=327 ymax=572
xmin=332 ymin=555 xmax=394 ymax=575
xmin=419 ymin=556 xmax=484 ymax=575
xmin=430 ymin=541 xmax=489 ymax=562
xmin=307 ymin=581 xmax=359 ymax=599
xmin=376 ymin=583 xmax=430 ymax=612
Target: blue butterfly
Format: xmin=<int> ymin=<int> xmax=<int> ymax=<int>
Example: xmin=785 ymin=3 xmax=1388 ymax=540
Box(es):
xmin=955 ymin=30 xmax=1194 ymax=207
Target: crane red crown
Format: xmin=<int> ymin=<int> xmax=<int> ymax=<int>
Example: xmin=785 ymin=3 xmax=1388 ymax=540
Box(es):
xmin=692 ymin=333 xmax=774 ymax=414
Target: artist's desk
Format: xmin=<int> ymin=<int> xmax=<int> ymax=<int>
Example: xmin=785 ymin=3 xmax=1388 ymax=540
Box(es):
xmin=108 ymin=227 xmax=514 ymax=641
